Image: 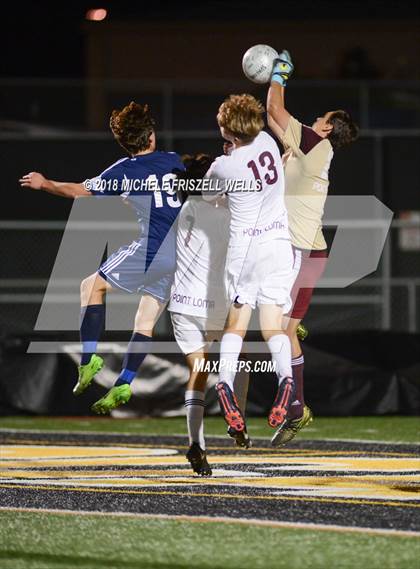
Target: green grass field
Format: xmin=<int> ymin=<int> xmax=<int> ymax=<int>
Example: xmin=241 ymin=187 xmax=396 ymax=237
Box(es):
xmin=0 ymin=415 xmax=419 ymax=569
xmin=0 ymin=510 xmax=419 ymax=569
xmin=0 ymin=415 xmax=418 ymax=443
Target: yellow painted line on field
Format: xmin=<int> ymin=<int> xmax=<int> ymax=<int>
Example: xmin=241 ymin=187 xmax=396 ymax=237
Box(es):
xmin=0 ymin=468 xmax=194 ymax=478
xmin=0 ymin=446 xmax=177 ymax=459
xmin=2 ymin=439 xmax=417 ymax=457
xmin=2 ymin=446 xmax=419 ymax=470
xmin=1 ymin=472 xmax=417 ymax=500
xmin=2 ymin=439 xmax=191 ymax=450
xmin=1 ymin=506 xmax=419 ymax=539
xmin=0 ymin=482 xmax=419 ymax=509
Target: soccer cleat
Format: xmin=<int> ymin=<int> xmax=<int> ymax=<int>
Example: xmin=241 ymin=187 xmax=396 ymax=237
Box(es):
xmin=216 ymin=382 xmax=245 ymax=432
xmin=73 ymin=354 xmax=104 ymax=395
xmin=228 ymin=426 xmax=252 ymax=449
xmin=91 ymin=384 xmax=132 ymax=415
xmin=186 ymin=442 xmax=212 ymax=476
xmin=268 ymin=377 xmax=295 ymax=429
xmin=271 ymin=405 xmax=314 ymax=447
xmin=296 ymin=323 xmax=308 ymax=341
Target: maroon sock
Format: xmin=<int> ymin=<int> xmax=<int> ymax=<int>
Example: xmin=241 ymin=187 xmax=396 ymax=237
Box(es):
xmin=289 ymin=354 xmax=304 ymax=419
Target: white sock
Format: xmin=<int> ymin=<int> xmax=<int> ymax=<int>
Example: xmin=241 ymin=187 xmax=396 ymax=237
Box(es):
xmin=234 ymin=367 xmax=249 ymax=415
xmin=219 ymin=333 xmax=243 ymax=391
xmin=267 ymin=334 xmax=292 ymax=384
xmin=185 ymin=390 xmax=206 ymax=450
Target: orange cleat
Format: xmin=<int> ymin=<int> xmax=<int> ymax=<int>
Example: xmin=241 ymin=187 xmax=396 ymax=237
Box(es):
xmin=216 ymin=382 xmax=246 ymax=432
xmin=268 ymin=378 xmax=295 ymax=429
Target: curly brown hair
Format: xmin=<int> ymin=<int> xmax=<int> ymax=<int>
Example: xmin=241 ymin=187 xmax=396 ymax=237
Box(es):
xmin=217 ymin=94 xmax=265 ymax=143
xmin=109 ymin=101 xmax=156 ymax=154
xmin=327 ymin=110 xmax=359 ymax=150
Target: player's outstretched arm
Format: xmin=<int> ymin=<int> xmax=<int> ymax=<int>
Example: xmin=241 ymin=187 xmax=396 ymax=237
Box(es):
xmin=266 ymin=50 xmax=294 ymax=134
xmin=19 ymin=172 xmax=89 ymax=198
xmin=267 ymin=83 xmax=290 ymax=134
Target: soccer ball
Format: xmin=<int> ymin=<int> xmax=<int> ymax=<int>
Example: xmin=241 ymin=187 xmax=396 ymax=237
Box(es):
xmin=242 ymin=44 xmax=278 ymax=84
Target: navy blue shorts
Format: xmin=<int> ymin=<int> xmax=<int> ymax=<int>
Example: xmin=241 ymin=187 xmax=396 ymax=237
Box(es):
xmin=98 ymin=238 xmax=175 ymax=302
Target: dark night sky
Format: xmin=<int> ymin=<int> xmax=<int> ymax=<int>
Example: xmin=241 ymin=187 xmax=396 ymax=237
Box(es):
xmin=1 ymin=0 xmax=419 ymax=78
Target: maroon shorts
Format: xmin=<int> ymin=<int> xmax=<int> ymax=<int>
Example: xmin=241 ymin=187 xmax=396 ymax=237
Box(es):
xmin=288 ymin=247 xmax=328 ymax=320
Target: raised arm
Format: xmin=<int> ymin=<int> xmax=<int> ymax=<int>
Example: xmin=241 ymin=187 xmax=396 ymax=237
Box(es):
xmin=266 ymin=50 xmax=294 ymax=134
xmin=267 ymin=83 xmax=290 ymax=136
xmin=19 ymin=172 xmax=90 ymax=198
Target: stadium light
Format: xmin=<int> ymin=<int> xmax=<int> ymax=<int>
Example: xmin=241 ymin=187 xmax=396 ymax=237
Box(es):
xmin=85 ymin=8 xmax=107 ymax=21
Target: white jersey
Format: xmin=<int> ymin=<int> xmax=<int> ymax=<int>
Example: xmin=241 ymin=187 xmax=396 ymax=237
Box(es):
xmin=205 ymin=131 xmax=294 ymax=307
xmin=205 ymin=131 xmax=289 ymax=246
xmin=168 ymin=196 xmax=230 ymax=320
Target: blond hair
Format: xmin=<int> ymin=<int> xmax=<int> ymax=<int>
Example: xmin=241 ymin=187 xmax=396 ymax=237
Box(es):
xmin=217 ymin=94 xmax=265 ymax=143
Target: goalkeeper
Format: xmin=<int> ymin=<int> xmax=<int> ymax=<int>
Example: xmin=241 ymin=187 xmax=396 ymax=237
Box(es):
xmin=267 ymin=50 xmax=359 ymax=445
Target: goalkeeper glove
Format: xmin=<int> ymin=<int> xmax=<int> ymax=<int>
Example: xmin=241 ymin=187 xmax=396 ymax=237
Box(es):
xmin=271 ymin=49 xmax=294 ymax=87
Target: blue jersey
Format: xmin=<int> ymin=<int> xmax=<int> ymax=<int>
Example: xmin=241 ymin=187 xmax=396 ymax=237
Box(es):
xmin=88 ymin=151 xmax=184 ymax=270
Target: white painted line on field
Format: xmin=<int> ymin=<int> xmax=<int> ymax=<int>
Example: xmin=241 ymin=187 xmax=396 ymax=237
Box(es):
xmin=314 ymin=438 xmax=420 ymax=446
xmin=0 ymin=506 xmax=419 ymax=538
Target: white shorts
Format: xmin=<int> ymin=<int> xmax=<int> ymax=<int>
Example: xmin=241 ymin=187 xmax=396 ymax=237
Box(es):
xmin=170 ymin=312 xmax=224 ymax=355
xmin=225 ymin=238 xmax=296 ymax=311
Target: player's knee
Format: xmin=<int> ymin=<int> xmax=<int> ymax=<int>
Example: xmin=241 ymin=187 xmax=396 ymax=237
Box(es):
xmin=80 ymin=273 xmax=104 ymax=303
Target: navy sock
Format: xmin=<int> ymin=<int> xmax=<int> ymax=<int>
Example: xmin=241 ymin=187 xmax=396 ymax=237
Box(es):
xmin=80 ymin=304 xmax=105 ymax=365
xmin=115 ymin=332 xmax=152 ymax=386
